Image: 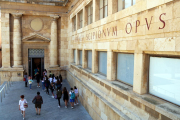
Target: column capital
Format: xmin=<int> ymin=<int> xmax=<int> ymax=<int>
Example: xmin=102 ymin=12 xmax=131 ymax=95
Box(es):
xmin=50 ymin=15 xmax=59 ymax=21
xmin=12 ymin=13 xmax=23 ymax=19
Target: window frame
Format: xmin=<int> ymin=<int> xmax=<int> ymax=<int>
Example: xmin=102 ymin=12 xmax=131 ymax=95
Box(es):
xmin=118 ymin=0 xmax=135 ymax=12
xmin=79 ymin=11 xmax=83 ymax=29
xmin=99 ymin=0 xmax=108 ymax=19
xmin=87 ymin=2 xmax=93 ymax=25
xmin=116 ymin=52 xmax=134 ymax=86
xmin=87 ymin=50 xmax=92 ymax=70
xmin=79 ymin=50 xmax=82 ymax=65
xmin=73 ymin=49 xmax=76 ymax=63
xmin=72 ymin=16 xmax=76 ymax=32
xmin=98 ymin=51 xmax=107 ymax=76
xmin=148 ymin=54 xmax=180 ymax=107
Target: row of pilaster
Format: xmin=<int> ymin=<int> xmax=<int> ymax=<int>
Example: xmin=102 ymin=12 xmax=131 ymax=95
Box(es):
xmin=1 ymin=13 xmax=59 ymax=69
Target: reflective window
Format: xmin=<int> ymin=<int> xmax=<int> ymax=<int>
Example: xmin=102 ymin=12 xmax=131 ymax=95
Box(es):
xmin=88 ymin=2 xmax=93 ymax=25
xmin=72 ymin=16 xmax=76 ymax=31
xmin=79 ymin=11 xmax=83 ymax=29
xmin=87 ymin=51 xmax=92 ymax=69
xmin=149 ymin=57 xmax=180 ymax=106
xmin=117 ymin=53 xmax=134 ymax=86
xmin=118 ymin=0 xmax=136 ymax=11
xmin=99 ymin=51 xmax=107 ymax=75
xmin=99 ymin=0 xmax=108 ymax=19
xmin=79 ymin=50 xmax=82 ymax=65
xmin=73 ymin=49 xmax=76 ymax=63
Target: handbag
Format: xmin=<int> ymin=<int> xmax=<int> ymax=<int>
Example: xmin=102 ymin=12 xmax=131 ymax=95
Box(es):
xmin=23 ymin=78 xmax=26 ymax=81
xmin=54 ymin=95 xmax=57 ymax=99
xmin=24 ymin=102 xmax=28 ymax=108
xmin=32 ymin=97 xmax=36 ymax=104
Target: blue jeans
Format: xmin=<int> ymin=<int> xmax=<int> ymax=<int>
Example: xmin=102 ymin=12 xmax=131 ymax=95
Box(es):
xmin=42 ymin=82 xmax=45 ymax=90
xmin=30 ymin=84 xmax=32 ymax=89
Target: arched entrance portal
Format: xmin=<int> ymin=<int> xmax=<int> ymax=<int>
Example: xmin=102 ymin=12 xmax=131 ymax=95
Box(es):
xmin=28 ymin=49 xmax=44 ymax=78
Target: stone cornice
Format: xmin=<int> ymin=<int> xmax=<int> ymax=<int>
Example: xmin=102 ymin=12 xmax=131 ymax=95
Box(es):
xmin=22 ymin=33 xmax=50 ymax=42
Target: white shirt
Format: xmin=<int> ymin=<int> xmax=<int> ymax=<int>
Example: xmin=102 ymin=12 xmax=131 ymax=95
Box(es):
xmin=19 ymin=99 xmax=27 ymax=111
xmin=49 ymin=78 xmax=53 ymax=83
xmin=74 ymin=88 xmax=78 ymax=94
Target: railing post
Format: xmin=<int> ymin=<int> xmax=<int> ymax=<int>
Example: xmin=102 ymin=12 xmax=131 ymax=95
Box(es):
xmin=1 ymin=91 xmax=2 ymax=103
xmin=4 ymin=87 xmax=5 ymax=98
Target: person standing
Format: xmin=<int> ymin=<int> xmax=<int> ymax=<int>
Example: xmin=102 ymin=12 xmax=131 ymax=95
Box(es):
xmin=35 ymin=72 xmax=41 ymax=88
xmin=45 ymin=77 xmax=50 ymax=95
xmin=50 ymin=82 xmax=55 ymax=98
xmin=32 ymin=92 xmax=43 ymax=115
xmin=41 ymin=76 xmax=45 ymax=91
xmin=56 ymin=88 xmax=62 ymax=108
xmin=74 ymin=86 xmax=79 ymax=105
xmin=19 ymin=95 xmax=27 ymax=120
xmin=63 ymin=87 xmax=69 ymax=108
xmin=69 ymin=88 xmax=75 ymax=109
xmin=43 ymin=69 xmax=47 ymax=76
xmin=24 ymin=73 xmax=28 ymax=87
xmin=28 ymin=76 xmax=33 ymax=90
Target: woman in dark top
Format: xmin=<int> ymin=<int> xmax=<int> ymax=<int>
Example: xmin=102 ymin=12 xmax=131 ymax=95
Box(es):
xmin=45 ymin=76 xmax=50 ymax=95
xmin=56 ymin=77 xmax=61 ymax=90
xmin=36 ymin=72 xmax=41 ymax=88
xmin=63 ymin=87 xmax=69 ymax=108
xmin=24 ymin=72 xmax=28 ymax=87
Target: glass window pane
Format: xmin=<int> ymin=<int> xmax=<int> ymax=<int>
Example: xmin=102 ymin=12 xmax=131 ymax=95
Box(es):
xmin=88 ymin=51 xmax=92 ymax=69
xmin=117 ymin=53 xmax=134 ymax=85
xmin=74 ymin=50 xmax=76 ymax=63
xmin=88 ymin=6 xmax=90 ymax=16
xmin=88 ymin=16 xmax=91 ymax=25
xmin=133 ymin=0 xmax=136 ymax=5
xmin=100 ymin=0 xmax=103 ymax=8
xmin=149 ymin=57 xmax=180 ymax=106
xmin=118 ymin=0 xmax=123 ymax=11
xmin=99 ymin=52 xmax=107 ymax=75
xmin=79 ymin=50 xmax=82 ymax=65
xmin=100 ymin=9 xmax=103 ymax=19
xmin=125 ymin=0 xmax=132 ymax=8
xmin=104 ymin=6 xmax=108 ymax=18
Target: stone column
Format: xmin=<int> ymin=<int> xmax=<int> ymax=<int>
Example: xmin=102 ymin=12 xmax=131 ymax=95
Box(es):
xmin=12 ymin=13 xmax=23 ymax=68
xmin=50 ymin=15 xmax=59 ymax=68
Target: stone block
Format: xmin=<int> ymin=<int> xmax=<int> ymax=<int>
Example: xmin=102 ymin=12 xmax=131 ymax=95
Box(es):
xmin=154 ymin=37 xmax=175 ymax=51
xmin=145 ymin=106 xmax=159 ymax=119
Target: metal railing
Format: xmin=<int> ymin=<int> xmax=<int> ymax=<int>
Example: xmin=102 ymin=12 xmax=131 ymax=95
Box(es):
xmin=0 ymin=77 xmax=13 ymax=103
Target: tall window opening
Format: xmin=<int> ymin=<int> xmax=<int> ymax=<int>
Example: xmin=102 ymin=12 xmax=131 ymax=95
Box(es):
xmin=79 ymin=11 xmax=83 ymax=29
xmin=118 ymin=0 xmax=136 ymax=11
xmin=72 ymin=16 xmax=76 ymax=31
xmin=87 ymin=2 xmax=93 ymax=25
xmin=98 ymin=51 xmax=107 ymax=76
xmin=99 ymin=0 xmax=108 ymax=19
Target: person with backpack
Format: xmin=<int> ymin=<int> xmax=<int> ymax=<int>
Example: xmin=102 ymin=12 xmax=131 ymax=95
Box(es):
xmin=56 ymin=87 xmax=62 ymax=108
xmin=69 ymin=88 xmax=75 ymax=109
xmin=74 ymin=86 xmax=79 ymax=105
xmin=32 ymin=92 xmax=43 ymax=115
xmin=63 ymin=87 xmax=69 ymax=108
xmin=19 ymin=95 xmax=27 ymax=120
xmin=35 ymin=72 xmax=41 ymax=88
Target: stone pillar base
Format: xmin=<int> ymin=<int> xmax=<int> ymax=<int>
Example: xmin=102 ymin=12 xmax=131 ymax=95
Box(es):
xmin=49 ymin=65 xmax=59 ymax=68
xmin=12 ymin=65 xmax=23 ymax=68
xmin=0 ymin=68 xmax=24 ymax=84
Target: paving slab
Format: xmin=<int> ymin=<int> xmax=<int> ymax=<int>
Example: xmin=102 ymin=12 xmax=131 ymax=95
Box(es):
xmin=0 ymin=79 xmax=92 ymax=120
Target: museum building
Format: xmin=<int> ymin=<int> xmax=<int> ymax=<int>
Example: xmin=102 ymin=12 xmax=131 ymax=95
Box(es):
xmin=0 ymin=0 xmax=180 ymax=119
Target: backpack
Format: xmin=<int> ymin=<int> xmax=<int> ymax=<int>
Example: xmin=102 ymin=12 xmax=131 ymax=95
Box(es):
xmin=71 ymin=92 xmax=75 ymax=99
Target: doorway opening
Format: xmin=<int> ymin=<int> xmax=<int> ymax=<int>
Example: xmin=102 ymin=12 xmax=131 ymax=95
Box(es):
xmin=28 ymin=49 xmax=44 ymax=78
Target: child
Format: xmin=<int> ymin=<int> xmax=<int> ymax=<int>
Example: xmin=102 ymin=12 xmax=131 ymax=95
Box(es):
xmin=28 ymin=76 xmax=33 ymax=90
xmin=69 ymin=88 xmax=75 ymax=109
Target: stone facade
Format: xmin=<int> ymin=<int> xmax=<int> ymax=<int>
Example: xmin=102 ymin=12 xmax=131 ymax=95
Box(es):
xmin=0 ymin=0 xmax=180 ymax=120
xmin=66 ymin=0 xmax=180 ymax=120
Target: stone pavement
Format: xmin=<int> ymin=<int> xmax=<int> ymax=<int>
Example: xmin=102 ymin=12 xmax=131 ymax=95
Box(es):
xmin=0 ymin=79 xmax=92 ymax=120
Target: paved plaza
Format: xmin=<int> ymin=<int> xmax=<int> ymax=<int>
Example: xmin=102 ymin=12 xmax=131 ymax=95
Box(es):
xmin=0 ymin=79 xmax=92 ymax=120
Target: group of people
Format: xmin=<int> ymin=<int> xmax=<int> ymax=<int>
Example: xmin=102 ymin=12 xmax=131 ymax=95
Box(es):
xmin=19 ymin=92 xmax=43 ymax=120
xmin=21 ymin=69 xmax=79 ymax=120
